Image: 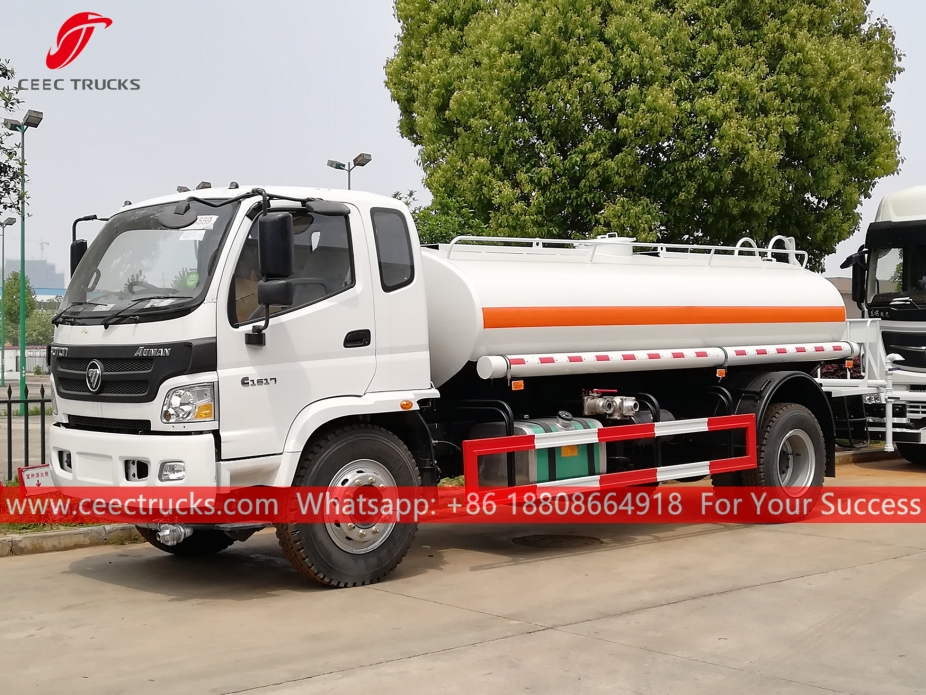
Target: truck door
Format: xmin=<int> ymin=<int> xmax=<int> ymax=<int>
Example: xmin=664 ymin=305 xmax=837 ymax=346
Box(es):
xmin=216 ymin=205 xmax=376 ymax=460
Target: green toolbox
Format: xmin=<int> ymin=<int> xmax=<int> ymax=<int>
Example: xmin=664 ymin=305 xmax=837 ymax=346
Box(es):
xmin=469 ymin=412 xmax=605 ymax=487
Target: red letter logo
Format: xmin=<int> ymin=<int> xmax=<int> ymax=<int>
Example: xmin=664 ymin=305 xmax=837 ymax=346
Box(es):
xmin=46 ymin=12 xmax=113 ymax=70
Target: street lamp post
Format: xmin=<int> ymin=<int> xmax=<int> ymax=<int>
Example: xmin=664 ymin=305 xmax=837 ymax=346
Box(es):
xmin=0 ymin=217 xmax=16 ymax=387
xmin=4 ymin=109 xmax=43 ymax=404
xmin=327 ymin=153 xmax=372 ymax=190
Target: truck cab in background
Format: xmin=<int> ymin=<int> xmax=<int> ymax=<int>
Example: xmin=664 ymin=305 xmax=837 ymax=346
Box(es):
xmin=845 ymin=185 xmax=926 ymax=462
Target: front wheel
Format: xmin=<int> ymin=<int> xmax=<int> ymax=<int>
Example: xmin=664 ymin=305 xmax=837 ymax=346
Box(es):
xmin=276 ymin=424 xmax=420 ymax=588
xmin=896 ymin=443 xmax=926 ymax=465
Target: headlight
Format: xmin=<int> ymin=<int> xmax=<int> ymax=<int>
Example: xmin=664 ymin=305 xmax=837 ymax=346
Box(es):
xmin=161 ymin=384 xmax=215 ymax=423
xmin=50 ymin=379 xmax=58 ymax=416
xmin=863 ymin=393 xmax=885 ymax=405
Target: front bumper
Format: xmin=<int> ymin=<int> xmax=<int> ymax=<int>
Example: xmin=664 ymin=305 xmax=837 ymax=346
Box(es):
xmin=48 ymin=424 xmax=218 ymax=487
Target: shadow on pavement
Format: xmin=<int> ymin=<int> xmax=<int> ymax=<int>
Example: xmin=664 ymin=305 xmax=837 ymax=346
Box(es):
xmin=66 ymin=529 xmax=446 ymax=599
xmin=403 ymin=521 xmax=738 ymax=575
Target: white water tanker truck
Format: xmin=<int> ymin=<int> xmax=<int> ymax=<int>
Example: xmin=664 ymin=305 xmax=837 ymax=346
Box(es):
xmin=45 ymin=185 xmax=891 ymax=586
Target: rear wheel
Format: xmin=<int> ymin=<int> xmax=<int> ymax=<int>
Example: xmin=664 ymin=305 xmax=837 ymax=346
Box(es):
xmin=745 ymin=403 xmax=825 ymax=515
xmin=896 ymin=443 xmax=926 ymax=465
xmin=713 ymin=403 xmax=825 ymax=514
xmin=276 ymin=424 xmax=420 ymax=588
xmin=136 ymin=527 xmax=235 ymax=556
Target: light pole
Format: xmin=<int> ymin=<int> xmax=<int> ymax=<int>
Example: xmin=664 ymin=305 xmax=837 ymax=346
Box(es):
xmin=0 ymin=216 xmax=15 ymax=387
xmin=4 ymin=109 xmax=43 ymax=403
xmin=327 ymin=153 xmax=372 ymax=190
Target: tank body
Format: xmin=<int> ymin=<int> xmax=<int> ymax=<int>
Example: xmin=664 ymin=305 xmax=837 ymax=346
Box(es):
xmin=421 ymin=242 xmax=846 ymax=386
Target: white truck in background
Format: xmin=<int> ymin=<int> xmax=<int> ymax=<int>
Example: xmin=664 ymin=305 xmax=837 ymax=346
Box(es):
xmin=47 ymin=184 xmax=891 ymax=587
xmin=841 ymin=185 xmax=926 ymax=461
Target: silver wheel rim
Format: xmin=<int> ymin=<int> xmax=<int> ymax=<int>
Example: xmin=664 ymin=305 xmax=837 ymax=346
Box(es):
xmin=775 ymin=429 xmax=815 ymax=495
xmin=324 ymin=459 xmax=396 ymax=554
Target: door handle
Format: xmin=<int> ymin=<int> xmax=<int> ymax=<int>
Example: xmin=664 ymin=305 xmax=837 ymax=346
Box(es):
xmin=344 ymin=329 xmax=372 ymax=348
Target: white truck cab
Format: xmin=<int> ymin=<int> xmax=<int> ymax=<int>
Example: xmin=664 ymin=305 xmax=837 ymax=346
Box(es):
xmin=842 ymin=185 xmax=926 ymax=459
xmin=52 ymin=187 xmax=437 ymax=495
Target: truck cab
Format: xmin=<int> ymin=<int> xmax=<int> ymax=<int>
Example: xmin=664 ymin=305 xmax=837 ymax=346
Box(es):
xmin=51 ymin=187 xmax=437 ymax=491
xmin=844 ymin=185 xmax=926 ymax=461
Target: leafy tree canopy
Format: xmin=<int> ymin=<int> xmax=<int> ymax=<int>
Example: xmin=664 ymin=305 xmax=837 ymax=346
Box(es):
xmin=3 ymin=271 xmax=37 ymax=346
xmin=393 ymin=191 xmax=490 ymax=244
xmin=26 ymin=309 xmax=54 ymax=346
xmin=0 ymin=59 xmax=22 ymax=214
xmin=386 ymin=0 xmax=902 ymax=267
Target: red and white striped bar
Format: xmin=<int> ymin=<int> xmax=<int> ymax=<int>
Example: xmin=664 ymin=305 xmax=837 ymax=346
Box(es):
xmin=462 ymin=414 xmax=757 ymax=493
xmin=476 ymin=342 xmax=859 ymax=379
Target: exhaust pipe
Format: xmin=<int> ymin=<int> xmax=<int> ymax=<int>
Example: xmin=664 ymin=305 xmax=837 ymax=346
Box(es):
xmin=157 ymin=524 xmax=193 ymax=546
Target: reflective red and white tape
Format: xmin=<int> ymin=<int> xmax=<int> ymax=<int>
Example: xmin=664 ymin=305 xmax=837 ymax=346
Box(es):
xmin=476 ymin=342 xmax=858 ymax=379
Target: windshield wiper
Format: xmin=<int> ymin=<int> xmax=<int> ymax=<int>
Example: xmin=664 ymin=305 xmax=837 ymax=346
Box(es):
xmin=889 ymin=296 xmax=926 ymax=310
xmin=102 ymin=295 xmax=185 ymax=328
xmin=52 ymin=301 xmax=105 ymax=325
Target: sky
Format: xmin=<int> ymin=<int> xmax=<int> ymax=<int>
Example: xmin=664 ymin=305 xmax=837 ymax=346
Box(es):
xmin=0 ymin=0 xmax=923 ymax=284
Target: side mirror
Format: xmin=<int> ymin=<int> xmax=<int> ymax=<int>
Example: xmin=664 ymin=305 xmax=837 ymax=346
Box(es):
xmin=851 ymin=261 xmax=866 ymax=305
xmin=258 ymin=212 xmax=294 ymax=279
xmin=257 ymin=279 xmax=294 ymax=307
xmin=840 ymin=247 xmax=867 ymax=305
xmin=305 ymin=201 xmax=350 ymax=216
xmin=70 ymin=239 xmax=88 ymax=276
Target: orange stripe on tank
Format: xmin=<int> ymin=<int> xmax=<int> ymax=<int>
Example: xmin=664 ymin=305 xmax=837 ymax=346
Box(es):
xmin=482 ymin=306 xmax=846 ymax=329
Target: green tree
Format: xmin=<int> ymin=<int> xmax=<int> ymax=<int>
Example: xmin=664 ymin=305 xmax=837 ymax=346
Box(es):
xmin=25 ymin=309 xmax=54 ymax=346
xmin=0 ymin=58 xmax=22 ymax=213
xmin=393 ymin=190 xmax=491 ymax=244
xmin=386 ymin=0 xmax=902 ymax=268
xmin=3 ymin=271 xmax=37 ymax=346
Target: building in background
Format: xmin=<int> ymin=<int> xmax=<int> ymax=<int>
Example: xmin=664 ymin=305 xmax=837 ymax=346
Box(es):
xmin=3 ymin=258 xmax=66 ymax=301
xmin=827 ymin=277 xmax=861 ymax=319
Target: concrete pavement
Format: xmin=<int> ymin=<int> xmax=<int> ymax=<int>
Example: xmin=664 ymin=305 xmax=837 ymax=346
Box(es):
xmin=1 ymin=459 xmax=925 ymax=694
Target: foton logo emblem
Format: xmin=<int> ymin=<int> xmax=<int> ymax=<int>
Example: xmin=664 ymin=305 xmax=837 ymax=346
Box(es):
xmin=46 ymin=12 xmax=113 ymax=70
xmin=85 ymin=360 xmax=103 ymax=393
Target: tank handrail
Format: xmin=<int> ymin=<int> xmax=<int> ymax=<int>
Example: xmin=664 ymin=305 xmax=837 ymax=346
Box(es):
xmin=447 ymin=235 xmax=584 ymax=258
xmin=445 ymin=235 xmax=808 ymax=267
xmin=734 ymin=237 xmax=761 ymax=257
xmin=766 ymin=235 xmax=800 ymax=265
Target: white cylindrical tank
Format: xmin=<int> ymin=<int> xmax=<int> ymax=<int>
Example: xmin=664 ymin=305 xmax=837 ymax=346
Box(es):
xmin=421 ymin=240 xmax=846 ymax=386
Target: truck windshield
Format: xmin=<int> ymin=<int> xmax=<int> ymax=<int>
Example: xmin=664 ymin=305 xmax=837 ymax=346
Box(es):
xmin=59 ymin=200 xmax=239 ymax=323
xmin=867 ymin=245 xmax=926 ymax=304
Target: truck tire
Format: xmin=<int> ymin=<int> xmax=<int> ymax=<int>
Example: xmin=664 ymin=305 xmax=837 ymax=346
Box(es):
xmin=276 ymin=424 xmax=420 ymax=588
xmin=740 ymin=403 xmax=825 ymax=509
xmin=896 ymin=443 xmax=926 ymax=465
xmin=136 ymin=527 xmax=235 ymax=556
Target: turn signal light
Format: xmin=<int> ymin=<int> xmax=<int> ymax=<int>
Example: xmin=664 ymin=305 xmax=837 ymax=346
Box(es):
xmin=400 ymin=400 xmax=414 ymax=410
xmin=846 ymin=360 xmax=854 ymax=369
xmin=511 ymin=380 xmax=525 ymax=391
xmin=716 ymin=368 xmax=727 ymax=378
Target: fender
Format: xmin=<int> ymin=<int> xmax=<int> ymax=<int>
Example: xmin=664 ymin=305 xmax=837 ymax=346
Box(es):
xmin=272 ymin=388 xmax=440 ymax=486
xmin=722 ymin=370 xmax=836 ymax=477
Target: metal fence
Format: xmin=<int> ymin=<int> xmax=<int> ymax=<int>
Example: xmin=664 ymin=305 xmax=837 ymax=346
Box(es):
xmin=2 ymin=384 xmax=51 ymax=482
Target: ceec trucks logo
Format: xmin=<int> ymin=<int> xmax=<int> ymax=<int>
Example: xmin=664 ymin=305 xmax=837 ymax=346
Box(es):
xmin=18 ymin=12 xmax=140 ymax=92
xmin=46 ymin=12 xmax=112 ymax=70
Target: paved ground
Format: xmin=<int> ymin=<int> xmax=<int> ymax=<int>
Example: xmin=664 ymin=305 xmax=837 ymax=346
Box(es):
xmin=2 ymin=459 xmax=925 ymax=695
